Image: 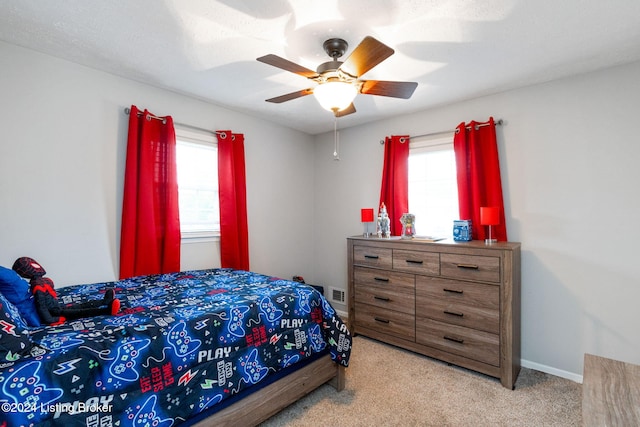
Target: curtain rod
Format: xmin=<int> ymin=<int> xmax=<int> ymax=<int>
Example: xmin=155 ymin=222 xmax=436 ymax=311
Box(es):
xmin=174 ymin=121 xmax=226 ymax=136
xmin=124 ymin=107 xmax=167 ymax=124
xmin=123 ymin=107 xmax=224 ymax=136
xmin=380 ymin=118 xmax=503 ymax=144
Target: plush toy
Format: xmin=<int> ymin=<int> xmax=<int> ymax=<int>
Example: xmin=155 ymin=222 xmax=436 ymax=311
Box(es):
xmin=12 ymin=257 xmax=120 ymax=326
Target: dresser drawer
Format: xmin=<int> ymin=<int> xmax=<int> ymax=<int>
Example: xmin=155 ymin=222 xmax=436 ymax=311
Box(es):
xmin=354 ymin=267 xmax=415 ymax=293
xmin=392 ymin=249 xmax=439 ymax=275
xmin=440 ymin=253 xmax=500 ymax=283
xmin=416 ymin=318 xmax=499 ymax=366
xmin=416 ymin=277 xmax=499 ymax=310
xmin=355 ymin=284 xmax=415 ymax=315
xmin=416 ymin=299 xmax=499 ymax=334
xmin=353 ymin=245 xmax=392 ymax=269
xmin=355 ymin=302 xmax=415 ymax=341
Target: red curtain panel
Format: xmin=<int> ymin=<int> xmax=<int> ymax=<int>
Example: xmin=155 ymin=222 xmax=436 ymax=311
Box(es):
xmin=217 ymin=131 xmax=250 ymax=270
xmin=453 ymin=117 xmax=508 ymax=241
xmin=379 ymin=135 xmax=409 ymax=236
xmin=119 ymin=105 xmax=181 ymax=279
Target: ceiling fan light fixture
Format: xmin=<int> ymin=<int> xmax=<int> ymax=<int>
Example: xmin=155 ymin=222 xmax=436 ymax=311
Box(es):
xmin=259 ymin=36 xmax=415 ymax=118
xmin=313 ymin=81 xmax=358 ymax=112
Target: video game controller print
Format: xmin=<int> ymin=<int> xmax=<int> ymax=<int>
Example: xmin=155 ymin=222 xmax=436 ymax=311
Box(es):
xmin=239 ymin=348 xmax=268 ymax=384
xmin=39 ymin=332 xmax=84 ymax=351
xmin=167 ymin=321 xmax=201 ymax=357
xmin=198 ymin=393 xmax=223 ymax=412
xmin=322 ymin=296 xmax=335 ymax=317
xmin=281 ymin=353 xmax=300 ymax=368
xmin=295 ymin=288 xmax=314 ymax=314
xmin=226 ymin=305 xmax=249 ymax=338
xmin=258 ymin=297 xmax=283 ymax=325
xmin=129 ymin=394 xmax=173 ymax=427
xmin=308 ymin=323 xmax=326 ymax=353
xmin=109 ymin=338 xmax=151 ymax=382
xmin=106 ymin=313 xmax=146 ymax=327
xmin=173 ymin=306 xmax=206 ymax=320
xmin=2 ymin=361 xmax=63 ymax=408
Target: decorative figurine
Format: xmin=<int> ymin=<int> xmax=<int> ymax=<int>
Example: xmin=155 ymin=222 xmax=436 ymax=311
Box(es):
xmin=377 ymin=203 xmax=391 ymax=238
xmin=400 ymin=213 xmax=416 ymax=239
xmin=12 ymin=257 xmax=120 ymax=326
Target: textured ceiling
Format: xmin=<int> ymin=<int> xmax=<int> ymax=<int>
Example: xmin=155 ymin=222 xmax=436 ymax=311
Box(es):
xmin=1 ymin=0 xmax=640 ymax=135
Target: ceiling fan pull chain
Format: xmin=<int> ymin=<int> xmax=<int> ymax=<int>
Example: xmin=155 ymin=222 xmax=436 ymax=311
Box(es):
xmin=333 ymin=116 xmax=340 ymax=161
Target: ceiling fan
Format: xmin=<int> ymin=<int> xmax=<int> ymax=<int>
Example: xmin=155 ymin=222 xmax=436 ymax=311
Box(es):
xmin=257 ymin=36 xmax=418 ymax=117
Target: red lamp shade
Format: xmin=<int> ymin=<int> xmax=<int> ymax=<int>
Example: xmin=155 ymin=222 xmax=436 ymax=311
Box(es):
xmin=361 ymin=208 xmax=375 ymax=222
xmin=480 ymin=206 xmax=500 ymax=226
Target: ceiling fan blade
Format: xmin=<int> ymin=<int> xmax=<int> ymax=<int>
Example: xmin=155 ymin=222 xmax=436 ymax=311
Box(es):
xmin=257 ymin=54 xmax=320 ymax=79
xmin=339 ymin=36 xmax=394 ymax=78
xmin=360 ymin=80 xmax=418 ymax=99
xmin=265 ymin=88 xmax=314 ymax=103
xmin=334 ymin=103 xmax=356 ymax=117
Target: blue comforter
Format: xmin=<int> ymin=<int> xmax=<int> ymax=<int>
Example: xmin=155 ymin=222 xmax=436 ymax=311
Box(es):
xmin=0 ymin=268 xmax=351 ymax=426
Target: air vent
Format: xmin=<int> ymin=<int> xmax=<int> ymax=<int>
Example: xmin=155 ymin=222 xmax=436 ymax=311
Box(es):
xmin=330 ymin=287 xmax=345 ymax=303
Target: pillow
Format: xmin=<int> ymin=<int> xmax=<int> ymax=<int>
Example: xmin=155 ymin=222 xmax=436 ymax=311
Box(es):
xmin=0 ymin=290 xmax=28 ymax=329
xmin=0 ymin=292 xmax=34 ymax=362
xmin=0 ymin=266 xmax=41 ymax=327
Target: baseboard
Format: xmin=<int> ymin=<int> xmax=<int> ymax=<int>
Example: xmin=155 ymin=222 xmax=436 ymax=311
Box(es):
xmin=336 ymin=309 xmax=348 ymax=320
xmin=521 ymin=359 xmax=583 ymax=384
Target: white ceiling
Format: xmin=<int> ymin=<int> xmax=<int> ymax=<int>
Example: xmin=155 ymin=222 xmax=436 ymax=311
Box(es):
xmin=2 ymin=0 xmax=640 ymax=135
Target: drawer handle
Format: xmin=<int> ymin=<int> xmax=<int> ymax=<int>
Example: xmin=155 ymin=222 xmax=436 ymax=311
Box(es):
xmin=374 ymin=296 xmax=391 ymax=302
xmin=374 ymin=317 xmax=390 ymax=324
xmin=456 ymin=263 xmax=479 ymax=270
xmin=406 ymin=259 xmax=424 ymax=265
xmin=443 ymin=288 xmax=463 ymax=294
xmin=364 ymin=255 xmax=380 ymax=259
xmin=374 ymin=277 xmax=390 ymax=282
xmin=444 ymin=335 xmax=464 ymax=344
xmin=444 ymin=310 xmax=464 ymax=317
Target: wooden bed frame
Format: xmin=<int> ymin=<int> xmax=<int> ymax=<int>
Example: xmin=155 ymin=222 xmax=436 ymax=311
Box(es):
xmin=193 ymin=353 xmax=345 ymax=426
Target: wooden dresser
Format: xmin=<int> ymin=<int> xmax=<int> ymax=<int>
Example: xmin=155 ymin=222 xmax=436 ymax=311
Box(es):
xmin=582 ymin=353 xmax=640 ymax=426
xmin=347 ymin=236 xmax=521 ymax=389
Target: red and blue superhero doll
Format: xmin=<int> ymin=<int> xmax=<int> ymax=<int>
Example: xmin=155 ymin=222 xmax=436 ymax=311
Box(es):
xmin=12 ymin=257 xmax=120 ymax=326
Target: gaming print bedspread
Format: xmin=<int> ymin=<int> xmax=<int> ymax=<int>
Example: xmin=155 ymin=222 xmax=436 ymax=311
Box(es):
xmin=0 ymin=268 xmax=351 ymax=427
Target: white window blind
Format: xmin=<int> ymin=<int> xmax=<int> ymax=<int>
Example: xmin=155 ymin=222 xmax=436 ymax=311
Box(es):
xmin=175 ymin=127 xmax=219 ymax=239
xmin=408 ymin=134 xmax=459 ymax=238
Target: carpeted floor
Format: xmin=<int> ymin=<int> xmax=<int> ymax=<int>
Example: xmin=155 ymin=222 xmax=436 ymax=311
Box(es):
xmin=260 ymin=336 xmax=582 ymax=426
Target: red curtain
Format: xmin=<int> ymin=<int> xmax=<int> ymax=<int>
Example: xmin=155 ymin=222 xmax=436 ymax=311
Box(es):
xmin=119 ymin=105 xmax=181 ymax=279
xmin=453 ymin=117 xmax=508 ymax=241
xmin=379 ymin=135 xmax=409 ymax=236
xmin=217 ymin=130 xmax=250 ymax=270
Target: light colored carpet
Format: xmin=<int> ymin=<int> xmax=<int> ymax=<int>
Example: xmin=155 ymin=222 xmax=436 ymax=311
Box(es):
xmin=260 ymin=336 xmax=582 ymax=426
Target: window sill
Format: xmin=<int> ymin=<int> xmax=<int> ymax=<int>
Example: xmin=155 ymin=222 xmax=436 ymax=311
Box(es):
xmin=181 ymin=231 xmax=220 ymax=243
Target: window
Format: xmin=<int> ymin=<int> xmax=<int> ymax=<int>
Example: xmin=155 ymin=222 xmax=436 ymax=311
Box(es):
xmin=408 ymin=135 xmax=459 ymax=238
xmin=175 ymin=127 xmax=219 ymax=239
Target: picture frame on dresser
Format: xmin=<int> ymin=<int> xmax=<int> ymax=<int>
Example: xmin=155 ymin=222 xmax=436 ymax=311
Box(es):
xmin=347 ymin=236 xmax=521 ymax=389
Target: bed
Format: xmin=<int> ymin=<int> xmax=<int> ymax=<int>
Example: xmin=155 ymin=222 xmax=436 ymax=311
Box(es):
xmin=0 ymin=268 xmax=351 ymax=427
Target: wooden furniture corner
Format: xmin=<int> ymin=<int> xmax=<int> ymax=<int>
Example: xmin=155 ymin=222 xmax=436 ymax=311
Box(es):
xmin=582 ymin=353 xmax=640 ymax=426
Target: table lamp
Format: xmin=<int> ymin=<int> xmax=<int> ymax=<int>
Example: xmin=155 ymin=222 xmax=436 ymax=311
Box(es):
xmin=480 ymin=206 xmax=499 ymax=244
xmin=361 ymin=208 xmax=375 ymax=237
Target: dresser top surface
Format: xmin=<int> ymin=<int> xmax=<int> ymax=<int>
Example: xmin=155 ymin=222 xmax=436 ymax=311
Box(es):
xmin=348 ymin=236 xmax=520 ymax=250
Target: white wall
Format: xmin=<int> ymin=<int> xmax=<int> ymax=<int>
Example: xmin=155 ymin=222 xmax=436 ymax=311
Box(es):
xmin=0 ymin=41 xmax=315 ymax=286
xmin=312 ymin=60 xmax=640 ymax=380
